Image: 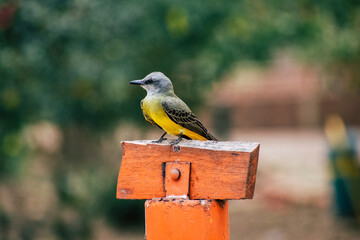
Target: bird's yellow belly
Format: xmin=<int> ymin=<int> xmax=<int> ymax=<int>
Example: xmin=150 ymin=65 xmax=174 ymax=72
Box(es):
xmin=142 ymin=98 xmax=207 ymax=140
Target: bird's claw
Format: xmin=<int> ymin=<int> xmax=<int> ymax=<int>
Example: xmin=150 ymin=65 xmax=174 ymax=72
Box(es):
xmin=170 ymin=133 xmax=183 ymax=146
xmin=170 ymin=137 xmax=182 ymax=146
xmin=152 ymin=138 xmax=167 ymax=143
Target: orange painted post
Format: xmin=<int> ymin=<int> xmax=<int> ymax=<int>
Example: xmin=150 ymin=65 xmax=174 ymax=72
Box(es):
xmin=145 ymin=199 xmax=229 ymax=240
xmin=116 ymin=140 xmax=260 ymax=239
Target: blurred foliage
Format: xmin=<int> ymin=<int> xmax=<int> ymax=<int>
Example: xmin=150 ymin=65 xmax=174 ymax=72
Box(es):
xmin=0 ymin=0 xmax=359 ymax=238
xmin=1 ymin=0 xmax=359 ymax=162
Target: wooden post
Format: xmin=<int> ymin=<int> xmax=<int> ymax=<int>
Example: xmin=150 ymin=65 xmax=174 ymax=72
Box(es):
xmin=117 ymin=140 xmax=260 ymax=239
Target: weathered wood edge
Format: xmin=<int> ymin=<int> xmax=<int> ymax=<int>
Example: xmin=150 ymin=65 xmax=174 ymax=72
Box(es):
xmin=245 ymin=144 xmax=260 ymax=199
xmin=121 ymin=140 xmax=260 ymax=153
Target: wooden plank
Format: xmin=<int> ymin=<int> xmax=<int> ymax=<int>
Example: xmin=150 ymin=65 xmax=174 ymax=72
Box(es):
xmin=117 ymin=140 xmax=260 ymax=200
xmin=145 ymin=199 xmax=229 ymax=240
xmin=165 ymin=162 xmax=191 ymax=197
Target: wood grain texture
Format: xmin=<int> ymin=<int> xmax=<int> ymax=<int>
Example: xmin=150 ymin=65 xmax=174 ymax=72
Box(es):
xmin=117 ymin=140 xmax=260 ymax=200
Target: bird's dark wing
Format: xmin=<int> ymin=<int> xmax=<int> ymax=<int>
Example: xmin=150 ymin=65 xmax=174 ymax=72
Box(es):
xmin=141 ymin=100 xmax=163 ymax=130
xmin=161 ymin=97 xmax=218 ymax=141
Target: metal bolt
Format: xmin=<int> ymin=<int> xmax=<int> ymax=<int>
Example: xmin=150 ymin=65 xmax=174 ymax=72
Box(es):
xmin=170 ymin=168 xmax=181 ymax=181
xmin=173 ymin=145 xmax=180 ymax=152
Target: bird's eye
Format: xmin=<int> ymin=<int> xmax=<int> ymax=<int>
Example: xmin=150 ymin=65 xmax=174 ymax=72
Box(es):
xmin=145 ymin=79 xmax=154 ymax=84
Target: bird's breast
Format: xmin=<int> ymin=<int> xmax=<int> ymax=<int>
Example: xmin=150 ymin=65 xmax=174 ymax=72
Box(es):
xmin=142 ymin=97 xmax=184 ymax=135
xmin=142 ymin=97 xmax=164 ymax=119
xmin=142 ymin=97 xmax=207 ymax=140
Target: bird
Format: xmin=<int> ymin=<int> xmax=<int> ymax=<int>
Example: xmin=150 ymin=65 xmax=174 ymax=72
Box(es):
xmin=130 ymin=72 xmax=218 ymax=145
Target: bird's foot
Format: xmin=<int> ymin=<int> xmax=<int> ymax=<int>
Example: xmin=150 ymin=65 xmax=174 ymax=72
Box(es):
xmin=152 ymin=138 xmax=167 ymax=143
xmin=170 ymin=134 xmax=183 ymax=146
xmin=152 ymin=132 xmax=167 ymax=143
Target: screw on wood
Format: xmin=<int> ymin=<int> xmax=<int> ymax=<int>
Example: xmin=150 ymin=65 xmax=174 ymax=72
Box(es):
xmin=170 ymin=168 xmax=181 ymax=181
xmin=173 ymin=145 xmax=180 ymax=152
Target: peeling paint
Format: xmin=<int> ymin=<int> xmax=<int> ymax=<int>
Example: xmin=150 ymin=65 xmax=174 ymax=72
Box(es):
xmin=165 ymin=194 xmax=188 ymax=199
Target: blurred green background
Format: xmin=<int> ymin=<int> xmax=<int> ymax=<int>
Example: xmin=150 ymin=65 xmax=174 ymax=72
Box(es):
xmin=1 ymin=0 xmax=360 ymax=239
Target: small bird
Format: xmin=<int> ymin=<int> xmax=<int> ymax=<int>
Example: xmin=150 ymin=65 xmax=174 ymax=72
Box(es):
xmin=130 ymin=72 xmax=218 ymax=145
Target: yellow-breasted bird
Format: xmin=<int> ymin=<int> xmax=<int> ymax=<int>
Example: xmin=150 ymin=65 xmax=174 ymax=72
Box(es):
xmin=130 ymin=72 xmax=218 ymax=145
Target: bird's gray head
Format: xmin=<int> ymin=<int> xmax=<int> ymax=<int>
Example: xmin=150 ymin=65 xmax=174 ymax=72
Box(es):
xmin=130 ymin=72 xmax=174 ymax=95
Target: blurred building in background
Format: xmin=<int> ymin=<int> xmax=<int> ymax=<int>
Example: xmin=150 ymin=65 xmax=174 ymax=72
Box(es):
xmin=207 ymin=55 xmax=360 ymax=136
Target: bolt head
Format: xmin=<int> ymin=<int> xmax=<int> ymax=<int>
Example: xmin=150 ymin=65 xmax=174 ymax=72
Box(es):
xmin=170 ymin=168 xmax=181 ymax=181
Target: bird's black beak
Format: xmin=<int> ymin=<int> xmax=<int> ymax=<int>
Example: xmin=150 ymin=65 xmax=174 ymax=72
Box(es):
xmin=130 ymin=79 xmax=145 ymax=85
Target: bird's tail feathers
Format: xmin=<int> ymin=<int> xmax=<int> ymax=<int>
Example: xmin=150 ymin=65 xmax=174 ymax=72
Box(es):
xmin=206 ymin=132 xmax=218 ymax=141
